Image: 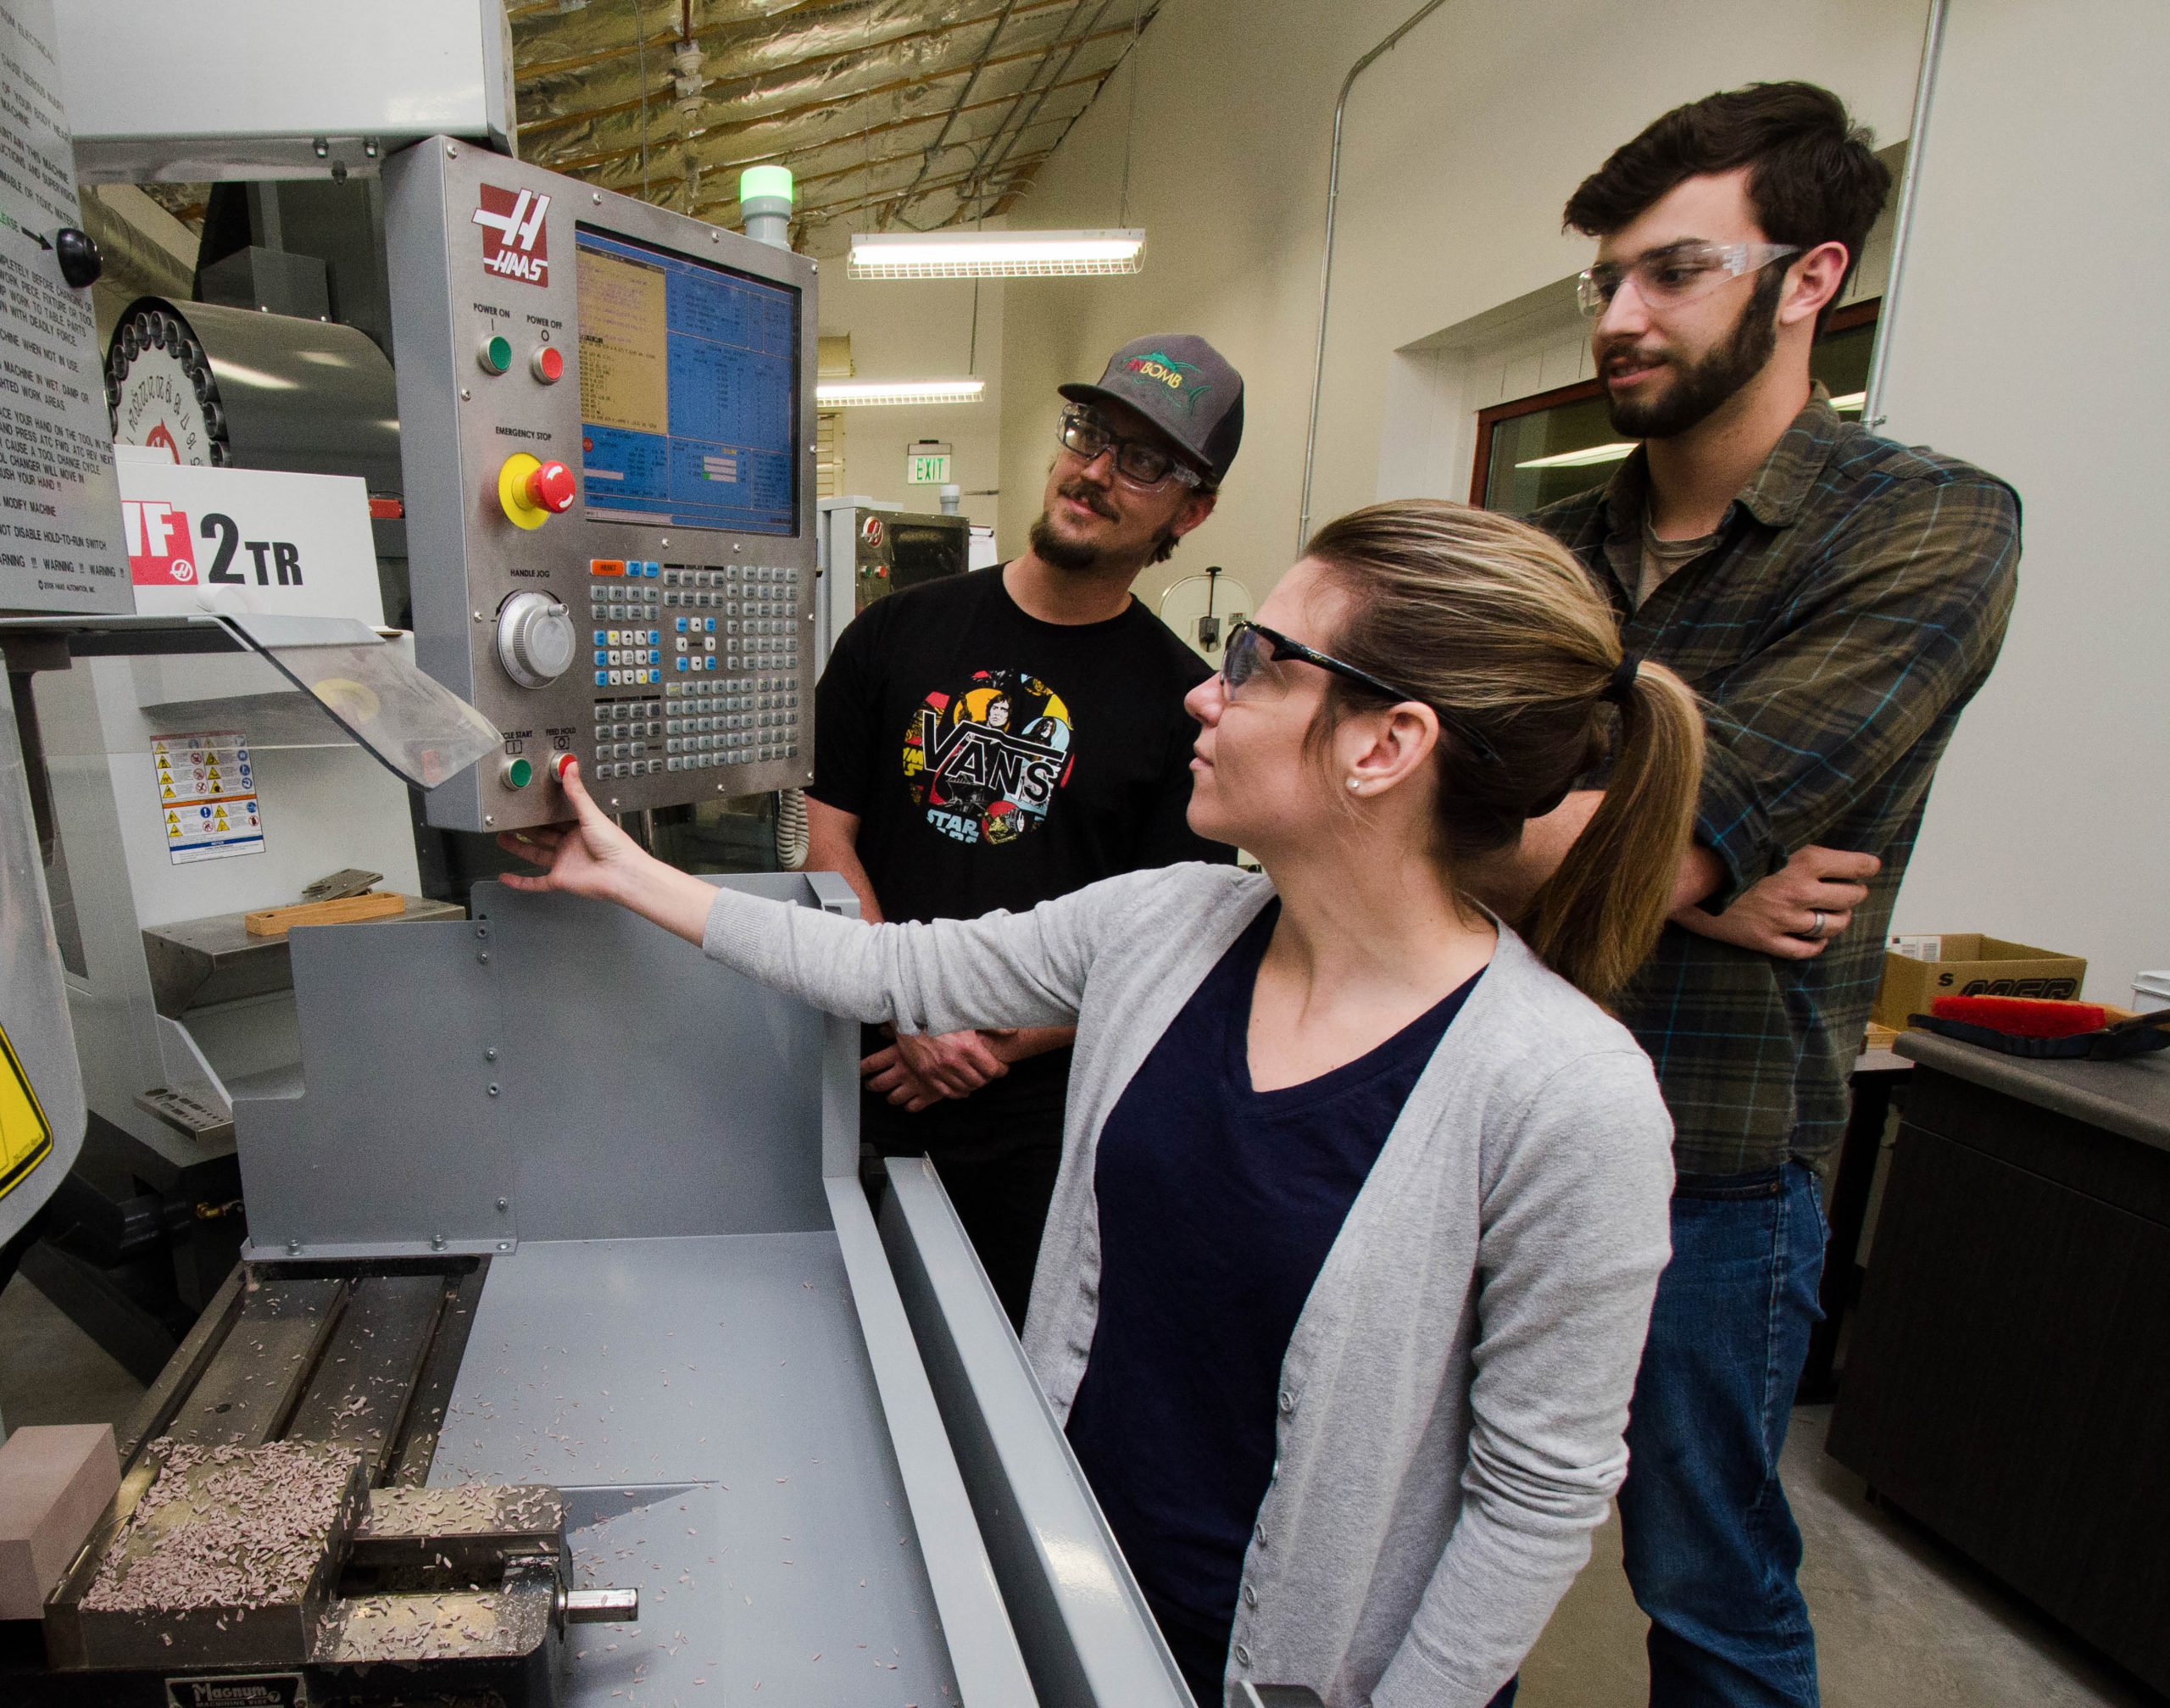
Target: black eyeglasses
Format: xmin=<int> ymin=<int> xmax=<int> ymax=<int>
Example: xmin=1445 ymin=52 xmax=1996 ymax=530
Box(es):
xmin=1221 ymin=620 xmax=1503 ymax=767
xmin=1057 ymin=406 xmax=1202 ymax=491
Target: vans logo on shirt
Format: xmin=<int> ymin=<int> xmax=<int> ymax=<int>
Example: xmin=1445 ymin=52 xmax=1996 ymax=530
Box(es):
xmin=904 ymin=668 xmax=1074 ymax=845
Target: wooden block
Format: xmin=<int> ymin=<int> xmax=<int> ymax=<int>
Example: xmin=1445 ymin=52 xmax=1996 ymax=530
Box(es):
xmin=244 ymin=890 xmax=406 ymax=937
xmin=0 ymin=1423 xmax=120 ymax=1619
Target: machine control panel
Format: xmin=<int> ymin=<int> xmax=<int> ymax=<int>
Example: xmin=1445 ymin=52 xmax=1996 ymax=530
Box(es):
xmin=384 ymin=138 xmax=818 ymax=830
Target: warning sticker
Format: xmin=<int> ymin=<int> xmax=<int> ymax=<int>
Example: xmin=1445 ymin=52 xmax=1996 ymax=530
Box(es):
xmin=153 ymin=729 xmax=265 ymax=865
xmin=0 ymin=1023 xmax=54 ymax=1205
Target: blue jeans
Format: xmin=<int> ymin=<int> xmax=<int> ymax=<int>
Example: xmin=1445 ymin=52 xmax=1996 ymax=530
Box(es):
xmin=1618 ymin=1161 xmax=1827 ymax=1707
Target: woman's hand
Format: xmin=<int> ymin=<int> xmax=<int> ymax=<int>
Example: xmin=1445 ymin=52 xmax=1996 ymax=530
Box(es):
xmin=497 ymin=758 xmax=651 ymax=905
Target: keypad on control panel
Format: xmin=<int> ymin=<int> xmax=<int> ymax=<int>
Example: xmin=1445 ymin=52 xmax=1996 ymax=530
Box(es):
xmin=587 ymin=561 xmax=804 ymax=779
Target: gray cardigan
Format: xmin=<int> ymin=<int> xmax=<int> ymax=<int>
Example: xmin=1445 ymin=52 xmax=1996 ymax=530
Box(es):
xmin=701 ymin=862 xmax=1674 ymax=1707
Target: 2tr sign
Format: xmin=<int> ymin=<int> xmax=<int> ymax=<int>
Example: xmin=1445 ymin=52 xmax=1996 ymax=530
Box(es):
xmin=123 ymin=502 xmax=303 ymax=588
xmin=113 ymin=451 xmax=387 ymax=626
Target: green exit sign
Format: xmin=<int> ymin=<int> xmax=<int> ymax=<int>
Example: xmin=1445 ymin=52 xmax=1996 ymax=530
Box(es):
xmin=907 ymin=453 xmax=951 ymax=486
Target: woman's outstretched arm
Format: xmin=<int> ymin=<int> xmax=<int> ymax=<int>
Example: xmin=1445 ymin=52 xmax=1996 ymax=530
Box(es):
xmin=498 ymin=757 xmax=1110 ymax=1033
xmin=497 ymin=757 xmax=733 ymax=944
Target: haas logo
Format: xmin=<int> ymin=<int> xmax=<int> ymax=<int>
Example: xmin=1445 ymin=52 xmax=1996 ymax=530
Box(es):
xmin=475 ymin=185 xmax=550 ymax=286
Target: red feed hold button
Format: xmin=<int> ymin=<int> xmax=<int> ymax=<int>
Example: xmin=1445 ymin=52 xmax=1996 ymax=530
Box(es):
xmin=525 ymin=460 xmax=576 ymax=514
xmin=552 ymin=752 xmax=578 ymax=782
xmin=531 ymin=344 xmax=565 ymax=384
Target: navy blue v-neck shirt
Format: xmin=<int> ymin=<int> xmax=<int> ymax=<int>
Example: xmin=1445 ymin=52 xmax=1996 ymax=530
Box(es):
xmin=1065 ymin=899 xmax=1482 ymax=1677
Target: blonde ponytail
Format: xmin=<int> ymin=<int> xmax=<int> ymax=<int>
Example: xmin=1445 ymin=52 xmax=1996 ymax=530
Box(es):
xmin=1522 ymin=659 xmax=1703 ymax=1002
xmin=1304 ymin=500 xmax=1705 ymax=1005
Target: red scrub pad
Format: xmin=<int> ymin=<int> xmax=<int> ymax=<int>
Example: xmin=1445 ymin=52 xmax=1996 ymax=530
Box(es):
xmin=1929 ymin=995 xmax=2108 ymax=1038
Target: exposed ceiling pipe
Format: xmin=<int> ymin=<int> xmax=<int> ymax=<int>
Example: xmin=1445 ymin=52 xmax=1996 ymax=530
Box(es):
xmin=1297 ymin=0 xmax=1454 ymax=553
xmin=1861 ymin=0 xmax=1950 ymax=431
xmin=966 ymin=0 xmax=1120 ymax=220
xmin=543 ymin=40 xmax=1110 ymax=175
xmin=881 ymin=0 xmax=1023 ymax=231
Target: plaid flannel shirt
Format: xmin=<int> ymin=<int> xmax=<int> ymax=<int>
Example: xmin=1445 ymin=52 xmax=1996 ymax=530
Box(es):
xmin=1533 ymin=387 xmax=2021 ymax=1175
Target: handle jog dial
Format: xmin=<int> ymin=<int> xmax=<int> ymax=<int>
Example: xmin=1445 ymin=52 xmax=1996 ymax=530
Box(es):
xmin=496 ymin=591 xmax=577 ymax=688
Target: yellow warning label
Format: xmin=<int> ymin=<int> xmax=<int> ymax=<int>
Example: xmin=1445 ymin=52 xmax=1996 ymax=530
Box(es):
xmin=0 ymin=1023 xmax=54 ymax=1204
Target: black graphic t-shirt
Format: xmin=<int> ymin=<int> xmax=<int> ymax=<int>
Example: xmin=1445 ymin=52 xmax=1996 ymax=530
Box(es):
xmin=811 ymin=565 xmax=1230 ymax=1154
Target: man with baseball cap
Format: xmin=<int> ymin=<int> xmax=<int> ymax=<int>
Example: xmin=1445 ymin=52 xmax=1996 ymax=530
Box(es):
xmin=805 ymin=333 xmax=1243 ymax=1326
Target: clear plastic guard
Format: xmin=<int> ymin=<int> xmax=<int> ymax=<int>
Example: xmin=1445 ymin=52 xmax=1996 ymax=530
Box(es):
xmin=0 ymin=613 xmax=500 ymax=793
xmin=221 ymin=615 xmax=502 ymax=791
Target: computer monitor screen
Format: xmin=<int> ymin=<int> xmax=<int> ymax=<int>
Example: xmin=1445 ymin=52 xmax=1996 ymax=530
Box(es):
xmin=574 ymin=225 xmax=798 ymax=535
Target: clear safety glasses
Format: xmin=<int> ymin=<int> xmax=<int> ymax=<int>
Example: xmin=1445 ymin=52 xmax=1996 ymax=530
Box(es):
xmin=1221 ymin=620 xmax=1503 ymax=768
xmin=1577 ymin=240 xmax=1801 ymax=319
xmin=1056 ymin=406 xmax=1202 ymax=491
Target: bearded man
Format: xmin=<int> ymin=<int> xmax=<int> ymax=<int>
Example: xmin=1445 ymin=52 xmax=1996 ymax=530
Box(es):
xmin=806 ymin=334 xmax=1243 ymax=1326
xmin=1494 ymin=84 xmax=2022 ymax=1707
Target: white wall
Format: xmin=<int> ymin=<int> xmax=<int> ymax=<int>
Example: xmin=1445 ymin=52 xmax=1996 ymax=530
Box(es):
xmin=815 ymin=264 xmax=1005 ymax=531
xmin=997 ymin=0 xmax=1928 ymax=606
xmin=1381 ymin=149 xmax=1900 ymax=509
xmin=1870 ymin=0 xmax=2170 ymax=1001
xmin=993 ymin=0 xmax=2167 ymax=998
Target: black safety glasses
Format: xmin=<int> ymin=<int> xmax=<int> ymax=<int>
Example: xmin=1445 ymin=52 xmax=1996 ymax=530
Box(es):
xmin=1221 ymin=620 xmax=1503 ymax=767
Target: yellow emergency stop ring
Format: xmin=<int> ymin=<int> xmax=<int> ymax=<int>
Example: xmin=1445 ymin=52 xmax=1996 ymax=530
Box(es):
xmin=498 ymin=453 xmax=548 ymax=531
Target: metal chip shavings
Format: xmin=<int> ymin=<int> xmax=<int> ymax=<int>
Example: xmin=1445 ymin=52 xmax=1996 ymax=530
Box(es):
xmin=82 ymin=1440 xmax=359 ymax=1614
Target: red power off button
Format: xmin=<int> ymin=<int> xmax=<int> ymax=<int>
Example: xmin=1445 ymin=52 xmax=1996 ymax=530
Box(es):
xmin=531 ymin=345 xmax=564 ymax=383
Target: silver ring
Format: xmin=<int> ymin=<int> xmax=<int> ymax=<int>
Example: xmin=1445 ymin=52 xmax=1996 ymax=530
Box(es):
xmin=1809 ymin=910 xmax=1828 ymax=939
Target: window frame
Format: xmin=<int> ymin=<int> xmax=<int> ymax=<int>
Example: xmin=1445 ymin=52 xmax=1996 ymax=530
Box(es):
xmin=1466 ymin=298 xmax=1884 ymax=509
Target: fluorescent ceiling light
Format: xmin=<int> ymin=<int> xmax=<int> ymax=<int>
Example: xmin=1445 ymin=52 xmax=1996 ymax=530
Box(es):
xmin=848 ymin=229 xmax=1145 ymax=280
xmin=816 ymin=379 xmax=986 ymax=407
xmin=1829 ymin=391 xmax=1867 ymax=413
xmin=1516 ymin=441 xmax=1636 ymax=470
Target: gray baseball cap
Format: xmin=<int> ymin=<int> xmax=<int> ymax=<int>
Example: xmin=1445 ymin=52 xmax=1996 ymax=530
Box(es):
xmin=1058 ymin=332 xmax=1244 ymax=484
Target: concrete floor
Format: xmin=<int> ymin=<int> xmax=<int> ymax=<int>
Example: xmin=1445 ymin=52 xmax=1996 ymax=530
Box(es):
xmin=1519 ymin=1404 xmax=2161 ymax=1707
xmin=0 ymin=1270 xmax=2159 ymax=1705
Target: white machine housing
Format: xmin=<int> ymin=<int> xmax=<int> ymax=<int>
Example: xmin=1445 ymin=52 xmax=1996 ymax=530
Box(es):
xmin=56 ymin=0 xmax=515 ymax=182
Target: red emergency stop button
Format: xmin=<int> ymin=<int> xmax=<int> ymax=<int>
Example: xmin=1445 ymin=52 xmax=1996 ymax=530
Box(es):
xmin=532 ymin=344 xmax=565 ymax=384
xmin=526 ymin=460 xmax=576 ymax=514
xmin=498 ymin=453 xmax=574 ymax=530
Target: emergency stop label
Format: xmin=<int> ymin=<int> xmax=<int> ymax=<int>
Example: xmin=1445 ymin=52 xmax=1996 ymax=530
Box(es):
xmin=153 ymin=729 xmax=264 ymax=865
xmin=0 ymin=1022 xmax=53 ymax=1205
xmin=475 ymin=184 xmax=551 ymax=287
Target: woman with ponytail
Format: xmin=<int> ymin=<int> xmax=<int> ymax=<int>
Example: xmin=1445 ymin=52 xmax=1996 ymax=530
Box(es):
xmin=502 ymin=497 xmax=1701 ymax=1708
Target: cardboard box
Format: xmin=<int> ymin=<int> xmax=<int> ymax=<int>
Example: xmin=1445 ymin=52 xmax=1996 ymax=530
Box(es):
xmin=0 ymin=1423 xmax=119 ymax=1620
xmin=1872 ymin=934 xmax=2088 ymax=1032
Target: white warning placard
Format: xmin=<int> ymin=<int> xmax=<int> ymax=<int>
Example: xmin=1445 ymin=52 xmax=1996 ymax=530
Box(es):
xmin=0 ymin=0 xmax=130 ymax=612
xmin=153 ymin=729 xmax=264 ymax=865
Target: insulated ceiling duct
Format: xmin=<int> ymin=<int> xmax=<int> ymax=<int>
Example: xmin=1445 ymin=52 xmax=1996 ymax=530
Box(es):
xmin=507 ymin=0 xmax=1160 ymax=248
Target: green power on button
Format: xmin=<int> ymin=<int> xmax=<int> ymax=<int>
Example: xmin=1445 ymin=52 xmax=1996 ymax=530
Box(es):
xmin=479 ymin=334 xmax=513 ymax=375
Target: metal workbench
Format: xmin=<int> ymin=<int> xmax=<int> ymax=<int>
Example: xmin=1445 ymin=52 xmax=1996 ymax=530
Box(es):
xmin=11 ymin=871 xmax=1199 ymax=1706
